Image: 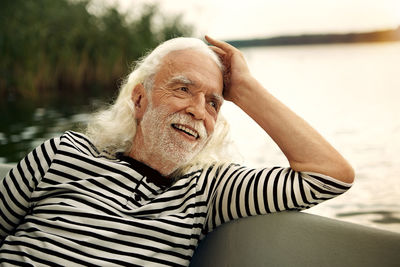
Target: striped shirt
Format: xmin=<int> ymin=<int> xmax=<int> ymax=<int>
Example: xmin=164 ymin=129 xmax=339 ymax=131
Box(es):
xmin=0 ymin=131 xmax=352 ymax=266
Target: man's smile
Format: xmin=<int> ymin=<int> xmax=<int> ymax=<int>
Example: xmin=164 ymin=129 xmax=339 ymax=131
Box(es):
xmin=171 ymin=123 xmax=200 ymax=139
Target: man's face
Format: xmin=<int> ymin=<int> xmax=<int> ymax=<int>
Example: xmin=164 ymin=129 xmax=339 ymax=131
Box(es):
xmin=139 ymin=102 xmax=210 ymax=171
xmin=150 ymin=49 xmax=224 ymax=136
xmin=135 ymin=49 xmax=224 ymax=171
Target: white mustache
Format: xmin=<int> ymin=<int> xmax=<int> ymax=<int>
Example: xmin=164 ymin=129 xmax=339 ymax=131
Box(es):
xmin=168 ymin=113 xmax=208 ymax=140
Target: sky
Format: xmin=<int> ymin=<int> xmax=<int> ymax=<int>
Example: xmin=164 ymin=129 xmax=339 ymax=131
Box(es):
xmin=104 ymin=0 xmax=400 ymax=40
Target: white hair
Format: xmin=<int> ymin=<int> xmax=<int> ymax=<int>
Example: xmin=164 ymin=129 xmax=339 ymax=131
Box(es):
xmin=86 ymin=37 xmax=234 ymax=176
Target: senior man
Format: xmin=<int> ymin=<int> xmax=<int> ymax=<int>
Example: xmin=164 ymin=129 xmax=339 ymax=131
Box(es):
xmin=0 ymin=36 xmax=354 ymax=266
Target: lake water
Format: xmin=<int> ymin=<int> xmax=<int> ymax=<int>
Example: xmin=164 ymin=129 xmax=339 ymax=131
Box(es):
xmin=225 ymin=42 xmax=400 ymax=233
xmin=1 ymin=42 xmax=399 ymax=233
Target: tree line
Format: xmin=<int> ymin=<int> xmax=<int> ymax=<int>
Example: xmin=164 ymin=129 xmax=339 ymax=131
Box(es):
xmin=0 ymin=0 xmax=192 ymax=100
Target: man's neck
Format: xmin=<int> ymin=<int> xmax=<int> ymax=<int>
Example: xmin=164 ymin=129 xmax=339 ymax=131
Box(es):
xmin=128 ymin=131 xmax=179 ymax=177
xmin=128 ymin=151 xmax=178 ymax=177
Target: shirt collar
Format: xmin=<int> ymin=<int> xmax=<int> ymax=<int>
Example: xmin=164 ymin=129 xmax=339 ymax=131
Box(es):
xmin=116 ymin=153 xmax=174 ymax=188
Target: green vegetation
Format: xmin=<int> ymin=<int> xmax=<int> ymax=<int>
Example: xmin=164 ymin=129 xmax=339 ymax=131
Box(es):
xmin=0 ymin=0 xmax=192 ymax=100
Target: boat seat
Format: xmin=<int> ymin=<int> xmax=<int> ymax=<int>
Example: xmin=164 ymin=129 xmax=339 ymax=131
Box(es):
xmin=190 ymin=211 xmax=400 ymax=267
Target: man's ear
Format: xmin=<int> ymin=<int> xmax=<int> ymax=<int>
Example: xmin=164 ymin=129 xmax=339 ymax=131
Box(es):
xmin=131 ymin=83 xmax=148 ymax=120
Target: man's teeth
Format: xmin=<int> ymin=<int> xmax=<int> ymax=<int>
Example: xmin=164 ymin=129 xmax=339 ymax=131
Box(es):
xmin=172 ymin=124 xmax=199 ymax=139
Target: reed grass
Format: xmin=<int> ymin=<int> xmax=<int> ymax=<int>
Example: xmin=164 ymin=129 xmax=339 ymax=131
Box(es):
xmin=0 ymin=0 xmax=192 ymax=100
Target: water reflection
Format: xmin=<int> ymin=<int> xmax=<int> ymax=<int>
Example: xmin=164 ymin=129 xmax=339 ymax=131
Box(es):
xmin=337 ymin=211 xmax=400 ymax=225
xmin=0 ymin=91 xmax=113 ymax=163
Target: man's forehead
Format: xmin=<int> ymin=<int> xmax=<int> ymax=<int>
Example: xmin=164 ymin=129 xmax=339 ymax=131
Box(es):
xmin=156 ymin=50 xmax=224 ymax=94
xmin=167 ymin=74 xmax=224 ymax=102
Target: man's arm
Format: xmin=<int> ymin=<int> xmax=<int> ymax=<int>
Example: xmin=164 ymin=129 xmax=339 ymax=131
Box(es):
xmin=0 ymin=137 xmax=60 ymax=238
xmin=206 ymin=36 xmax=354 ymax=183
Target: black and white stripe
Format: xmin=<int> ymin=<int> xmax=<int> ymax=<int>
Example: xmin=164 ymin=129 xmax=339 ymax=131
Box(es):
xmin=0 ymin=131 xmax=352 ymax=266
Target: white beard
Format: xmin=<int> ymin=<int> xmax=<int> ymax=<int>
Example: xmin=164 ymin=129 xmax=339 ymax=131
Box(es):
xmin=139 ymin=103 xmax=209 ymax=174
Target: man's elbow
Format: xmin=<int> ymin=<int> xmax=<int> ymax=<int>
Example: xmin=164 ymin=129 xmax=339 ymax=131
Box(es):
xmin=291 ymin=158 xmax=355 ymax=184
xmin=335 ymin=162 xmax=355 ymax=184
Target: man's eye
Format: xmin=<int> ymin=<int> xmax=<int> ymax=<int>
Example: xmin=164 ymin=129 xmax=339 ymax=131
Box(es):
xmin=179 ymin=87 xmax=189 ymax=92
xmin=209 ymin=101 xmax=218 ymax=110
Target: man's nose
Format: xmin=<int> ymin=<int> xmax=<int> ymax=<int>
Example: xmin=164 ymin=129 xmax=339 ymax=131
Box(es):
xmin=186 ymin=94 xmax=206 ymax=120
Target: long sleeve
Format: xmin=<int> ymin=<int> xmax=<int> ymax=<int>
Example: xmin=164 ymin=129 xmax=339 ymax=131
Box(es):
xmin=203 ymin=163 xmax=352 ymax=233
xmin=0 ymin=137 xmax=60 ymax=238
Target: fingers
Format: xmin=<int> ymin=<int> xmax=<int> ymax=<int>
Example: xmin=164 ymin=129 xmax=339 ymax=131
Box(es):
xmin=209 ymin=45 xmax=226 ymax=56
xmin=204 ymin=35 xmax=235 ymax=94
xmin=205 ymin=35 xmax=235 ymax=52
xmin=208 ymin=43 xmax=231 ymax=71
xmin=207 ymin=42 xmax=230 ymax=67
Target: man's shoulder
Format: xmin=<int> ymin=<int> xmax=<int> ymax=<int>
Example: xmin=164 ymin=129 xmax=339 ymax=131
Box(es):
xmin=59 ymin=130 xmax=92 ymax=147
xmin=58 ymin=131 xmax=103 ymax=157
xmin=61 ymin=130 xmax=91 ymax=142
